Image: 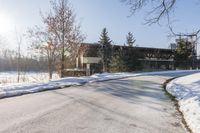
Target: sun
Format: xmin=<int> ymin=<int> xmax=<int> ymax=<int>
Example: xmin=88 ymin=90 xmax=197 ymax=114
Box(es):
xmin=0 ymin=12 xmax=13 ymax=34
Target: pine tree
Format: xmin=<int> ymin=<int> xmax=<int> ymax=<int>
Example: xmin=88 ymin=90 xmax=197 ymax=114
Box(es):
xmin=175 ymin=39 xmax=193 ymax=69
xmin=126 ymin=32 xmax=136 ymax=47
xmin=99 ymin=28 xmax=112 ymax=46
xmin=110 ymin=48 xmax=127 ymax=72
xmin=98 ymin=28 xmax=112 ymax=72
xmin=126 ymin=49 xmax=143 ymax=71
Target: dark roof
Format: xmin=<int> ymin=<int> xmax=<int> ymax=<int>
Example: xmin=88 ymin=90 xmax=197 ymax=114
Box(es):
xmin=82 ymin=43 xmax=173 ymax=52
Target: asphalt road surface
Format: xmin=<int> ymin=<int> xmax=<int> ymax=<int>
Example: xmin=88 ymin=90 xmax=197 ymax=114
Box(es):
xmin=0 ymin=72 xmax=194 ymax=133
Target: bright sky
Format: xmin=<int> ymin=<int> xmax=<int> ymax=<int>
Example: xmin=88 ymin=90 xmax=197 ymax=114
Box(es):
xmin=0 ymin=0 xmax=200 ymax=52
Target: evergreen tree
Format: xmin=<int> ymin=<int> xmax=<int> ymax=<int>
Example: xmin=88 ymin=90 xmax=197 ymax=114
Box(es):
xmin=124 ymin=47 xmax=142 ymax=71
xmin=175 ymin=39 xmax=193 ymax=69
xmin=126 ymin=32 xmax=136 ymax=47
xmin=98 ymin=28 xmax=112 ymax=72
xmin=110 ymin=48 xmax=127 ymax=72
xmin=110 ymin=46 xmax=143 ymax=72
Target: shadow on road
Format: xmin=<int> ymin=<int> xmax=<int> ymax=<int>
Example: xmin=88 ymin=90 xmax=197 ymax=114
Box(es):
xmin=52 ymin=76 xmax=171 ymax=114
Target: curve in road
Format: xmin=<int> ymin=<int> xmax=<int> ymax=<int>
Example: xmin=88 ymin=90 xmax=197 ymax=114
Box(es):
xmin=0 ymin=75 xmax=189 ymax=133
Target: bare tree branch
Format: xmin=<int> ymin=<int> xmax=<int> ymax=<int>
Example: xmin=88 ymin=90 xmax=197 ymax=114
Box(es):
xmin=169 ymin=25 xmax=200 ymax=37
xmin=122 ymin=0 xmax=176 ymax=25
xmin=29 ymin=0 xmax=86 ymax=78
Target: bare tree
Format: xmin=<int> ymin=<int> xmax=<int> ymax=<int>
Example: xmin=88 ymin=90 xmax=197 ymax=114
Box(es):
xmin=28 ymin=26 xmax=60 ymax=79
xmin=42 ymin=0 xmax=85 ymax=77
xmin=15 ymin=30 xmax=22 ymax=83
xmin=122 ymin=0 xmax=176 ymax=24
xmin=28 ymin=0 xmax=85 ymax=78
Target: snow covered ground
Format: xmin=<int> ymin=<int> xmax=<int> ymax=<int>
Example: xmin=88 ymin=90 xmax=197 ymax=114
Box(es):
xmin=0 ymin=72 xmax=59 ymax=84
xmin=167 ymin=73 xmax=200 ymax=133
xmin=0 ymin=72 xmax=140 ymax=99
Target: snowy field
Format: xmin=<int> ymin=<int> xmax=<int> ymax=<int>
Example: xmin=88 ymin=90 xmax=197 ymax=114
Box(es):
xmin=0 ymin=72 xmax=59 ymax=84
xmin=167 ymin=73 xmax=200 ymax=133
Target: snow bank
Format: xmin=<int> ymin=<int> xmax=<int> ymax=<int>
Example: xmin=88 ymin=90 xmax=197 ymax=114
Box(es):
xmin=0 ymin=72 xmax=141 ymax=99
xmin=0 ymin=70 xmax=199 ymax=100
xmin=166 ymin=73 xmax=200 ymax=133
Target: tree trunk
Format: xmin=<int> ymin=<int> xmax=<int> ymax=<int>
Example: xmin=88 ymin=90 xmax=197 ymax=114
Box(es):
xmin=49 ymin=69 xmax=53 ymax=79
xmin=60 ymin=30 xmax=65 ymax=78
xmin=48 ymin=61 xmax=53 ymax=79
xmin=60 ymin=49 xmax=65 ymax=78
xmin=60 ymin=11 xmax=65 ymax=78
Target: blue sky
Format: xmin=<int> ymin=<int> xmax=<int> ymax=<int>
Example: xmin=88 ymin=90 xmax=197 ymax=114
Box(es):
xmin=0 ymin=0 xmax=200 ymax=51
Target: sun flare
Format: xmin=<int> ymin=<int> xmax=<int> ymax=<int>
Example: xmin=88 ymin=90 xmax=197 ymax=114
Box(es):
xmin=0 ymin=12 xmax=13 ymax=34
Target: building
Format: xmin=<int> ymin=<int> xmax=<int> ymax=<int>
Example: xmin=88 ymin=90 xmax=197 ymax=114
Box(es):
xmin=75 ymin=43 xmax=175 ymax=75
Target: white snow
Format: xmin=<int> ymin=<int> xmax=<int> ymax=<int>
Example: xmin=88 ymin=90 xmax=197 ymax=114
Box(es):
xmin=0 ymin=70 xmax=199 ymax=99
xmin=0 ymin=72 xmax=59 ymax=84
xmin=166 ymin=73 xmax=200 ymax=133
xmin=0 ymin=72 xmax=140 ymax=99
xmin=1 ymin=70 xmax=200 ymax=131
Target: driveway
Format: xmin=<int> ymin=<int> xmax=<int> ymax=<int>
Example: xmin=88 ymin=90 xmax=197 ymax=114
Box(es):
xmin=0 ymin=74 xmax=188 ymax=133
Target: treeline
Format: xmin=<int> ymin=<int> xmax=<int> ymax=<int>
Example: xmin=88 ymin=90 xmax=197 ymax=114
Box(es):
xmin=0 ymin=0 xmax=144 ymax=77
xmin=0 ymin=49 xmax=48 ymax=72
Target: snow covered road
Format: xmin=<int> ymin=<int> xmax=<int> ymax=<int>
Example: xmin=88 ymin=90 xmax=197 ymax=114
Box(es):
xmin=0 ymin=74 xmax=191 ymax=133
